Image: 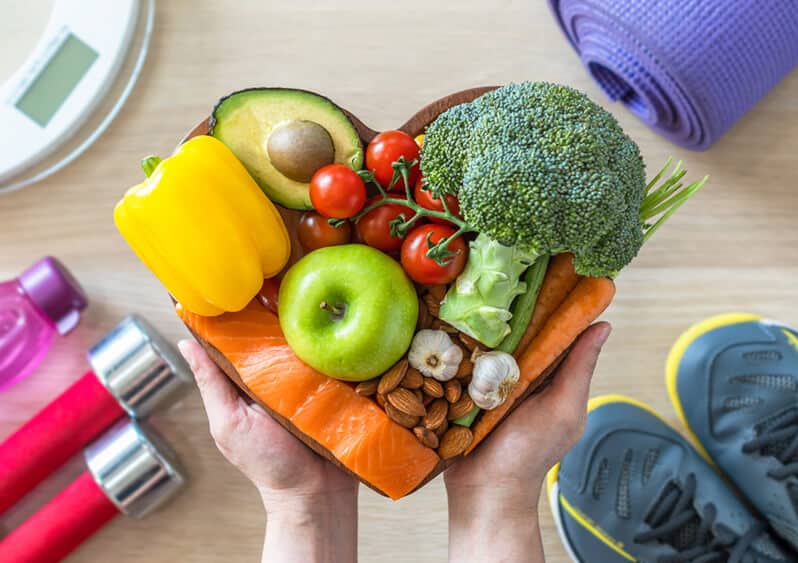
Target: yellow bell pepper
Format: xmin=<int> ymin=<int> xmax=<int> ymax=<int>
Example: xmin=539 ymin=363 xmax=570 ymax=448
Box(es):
xmin=114 ymin=135 xmax=291 ymax=316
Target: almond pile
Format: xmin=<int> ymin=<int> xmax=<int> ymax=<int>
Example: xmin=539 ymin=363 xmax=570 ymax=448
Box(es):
xmin=354 ymin=284 xmax=479 ymax=459
xmin=356 ymin=360 xmax=475 ymax=457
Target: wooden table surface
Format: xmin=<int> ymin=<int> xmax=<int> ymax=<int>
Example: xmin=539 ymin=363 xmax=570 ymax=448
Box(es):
xmin=1 ymin=1 xmax=797 ymax=561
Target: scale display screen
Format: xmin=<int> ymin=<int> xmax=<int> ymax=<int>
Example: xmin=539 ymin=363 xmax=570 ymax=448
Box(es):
xmin=15 ymin=33 xmax=98 ymax=127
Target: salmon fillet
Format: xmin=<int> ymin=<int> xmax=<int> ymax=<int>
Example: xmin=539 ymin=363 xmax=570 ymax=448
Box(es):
xmin=177 ymin=300 xmax=439 ymax=499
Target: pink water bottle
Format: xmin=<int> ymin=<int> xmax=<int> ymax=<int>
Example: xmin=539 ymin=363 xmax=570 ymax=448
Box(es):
xmin=0 ymin=257 xmax=87 ymax=390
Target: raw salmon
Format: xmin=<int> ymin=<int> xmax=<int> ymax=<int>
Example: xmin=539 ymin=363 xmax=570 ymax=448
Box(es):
xmin=177 ymin=300 xmax=439 ymax=499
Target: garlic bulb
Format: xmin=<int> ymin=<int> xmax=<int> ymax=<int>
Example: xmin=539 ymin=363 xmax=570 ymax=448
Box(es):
xmin=468 ymin=351 xmax=520 ymax=410
xmin=408 ymin=329 xmax=463 ymax=381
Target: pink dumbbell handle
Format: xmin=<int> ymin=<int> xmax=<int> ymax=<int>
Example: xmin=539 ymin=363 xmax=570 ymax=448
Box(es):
xmin=0 ymin=371 xmax=125 ymax=515
xmin=0 ymin=471 xmax=119 ymax=562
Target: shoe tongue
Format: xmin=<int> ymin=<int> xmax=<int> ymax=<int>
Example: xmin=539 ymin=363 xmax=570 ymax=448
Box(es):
xmin=668 ymin=516 xmax=702 ymax=551
xmin=646 ymin=481 xmax=704 ymax=551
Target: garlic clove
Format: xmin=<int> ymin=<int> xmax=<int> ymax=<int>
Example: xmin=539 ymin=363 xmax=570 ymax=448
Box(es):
xmin=408 ymin=329 xmax=464 ymax=382
xmin=468 ymin=350 xmax=520 ymax=410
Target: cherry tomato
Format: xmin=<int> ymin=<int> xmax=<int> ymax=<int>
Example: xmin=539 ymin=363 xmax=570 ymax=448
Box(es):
xmin=297 ymin=211 xmax=352 ymax=252
xmin=414 ymin=178 xmax=462 ymax=225
xmin=365 ymin=131 xmax=420 ymax=192
xmin=400 ymin=224 xmax=468 ymax=285
xmin=356 ymin=197 xmax=414 ymax=252
xmin=309 ymin=164 xmax=367 ymax=219
xmin=257 ymin=278 xmax=281 ymax=314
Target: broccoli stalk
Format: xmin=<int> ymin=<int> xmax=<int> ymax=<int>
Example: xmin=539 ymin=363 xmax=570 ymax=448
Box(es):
xmin=439 ymin=234 xmax=538 ymax=347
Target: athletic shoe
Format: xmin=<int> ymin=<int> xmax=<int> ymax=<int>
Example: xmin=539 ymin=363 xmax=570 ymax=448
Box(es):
xmin=547 ymin=395 xmax=791 ymax=562
xmin=668 ymin=313 xmax=798 ymax=551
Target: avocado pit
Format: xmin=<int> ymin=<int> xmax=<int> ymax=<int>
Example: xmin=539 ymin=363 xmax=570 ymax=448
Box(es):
xmin=267 ymin=120 xmax=335 ymax=183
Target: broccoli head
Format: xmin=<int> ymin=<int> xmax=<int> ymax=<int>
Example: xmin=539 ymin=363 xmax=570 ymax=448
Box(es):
xmin=422 ymin=81 xmax=647 ymax=278
xmin=426 ymin=82 xmax=707 ymax=347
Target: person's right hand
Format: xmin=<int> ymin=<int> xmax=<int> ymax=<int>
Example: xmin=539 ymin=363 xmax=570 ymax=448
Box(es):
xmin=178 ymin=340 xmax=358 ymax=563
xmin=444 ymin=322 xmax=612 ymax=562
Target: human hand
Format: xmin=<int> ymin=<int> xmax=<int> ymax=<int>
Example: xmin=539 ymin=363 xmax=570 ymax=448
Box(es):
xmin=443 ymin=322 xmax=611 ymax=562
xmin=178 ymin=340 xmax=358 ymax=563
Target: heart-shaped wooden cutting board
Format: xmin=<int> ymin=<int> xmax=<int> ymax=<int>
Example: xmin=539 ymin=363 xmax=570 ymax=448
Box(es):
xmin=176 ymin=87 xmax=568 ymax=499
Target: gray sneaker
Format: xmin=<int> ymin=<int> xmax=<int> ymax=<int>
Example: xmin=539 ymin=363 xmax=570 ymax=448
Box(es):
xmin=668 ymin=313 xmax=798 ymax=551
xmin=547 ymin=395 xmax=791 ymax=562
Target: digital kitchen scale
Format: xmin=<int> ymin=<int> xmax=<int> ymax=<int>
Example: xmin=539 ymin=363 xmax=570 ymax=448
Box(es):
xmin=0 ymin=0 xmax=155 ymax=193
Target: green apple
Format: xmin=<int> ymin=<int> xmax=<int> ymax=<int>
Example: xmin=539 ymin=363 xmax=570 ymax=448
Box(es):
xmin=278 ymin=244 xmax=418 ymax=381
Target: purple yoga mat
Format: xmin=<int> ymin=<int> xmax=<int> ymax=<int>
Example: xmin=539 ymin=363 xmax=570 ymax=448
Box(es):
xmin=549 ymin=0 xmax=798 ymax=149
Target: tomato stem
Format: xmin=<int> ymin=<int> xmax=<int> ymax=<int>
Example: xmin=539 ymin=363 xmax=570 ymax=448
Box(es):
xmin=351 ymin=156 xmax=474 ymax=264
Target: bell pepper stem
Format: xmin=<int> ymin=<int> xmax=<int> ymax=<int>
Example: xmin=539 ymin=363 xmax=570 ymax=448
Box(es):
xmin=141 ymin=156 xmax=163 ymax=178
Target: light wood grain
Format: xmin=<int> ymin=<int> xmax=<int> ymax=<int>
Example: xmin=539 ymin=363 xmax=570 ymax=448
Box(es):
xmin=1 ymin=1 xmax=797 ymax=562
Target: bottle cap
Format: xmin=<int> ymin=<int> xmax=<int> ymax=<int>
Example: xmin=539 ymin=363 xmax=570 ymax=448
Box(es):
xmin=88 ymin=315 xmax=193 ymax=418
xmin=84 ymin=420 xmax=185 ymax=519
xmin=18 ymin=257 xmax=88 ymax=335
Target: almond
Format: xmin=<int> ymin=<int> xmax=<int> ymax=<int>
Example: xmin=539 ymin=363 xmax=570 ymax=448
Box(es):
xmin=385 ymin=403 xmax=421 ymax=429
xmin=458 ymin=332 xmax=485 ymax=353
xmin=414 ymin=388 xmax=424 ymax=403
xmin=431 ymin=318 xmax=458 ymax=333
xmin=448 ymin=394 xmax=475 ymax=420
xmin=435 ymin=419 xmax=449 ymax=439
xmin=401 ymin=367 xmax=424 ymax=390
xmin=423 ymin=399 xmax=449 ymax=430
xmin=377 ymin=359 xmax=408 ymax=395
xmin=355 ymin=379 xmax=379 ymax=396
xmin=438 ymin=426 xmax=473 ymax=459
xmin=445 ymin=379 xmax=462 ymax=404
xmin=387 ymin=387 xmax=426 ymax=417
xmin=376 ymin=393 xmax=387 ymax=408
xmin=422 ymin=377 xmax=444 ymax=398
xmin=456 ymin=357 xmax=473 ymax=379
xmin=422 ymin=292 xmax=441 ymax=318
xmin=423 ymin=394 xmax=436 ymax=406
xmin=427 ymin=284 xmax=447 ymax=302
xmin=413 ymin=426 xmax=439 ymax=449
xmin=417 ymin=298 xmax=433 ymax=330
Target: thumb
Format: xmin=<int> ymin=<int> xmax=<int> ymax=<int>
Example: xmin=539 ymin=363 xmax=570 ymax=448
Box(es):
xmin=178 ymin=339 xmax=241 ymax=427
xmin=544 ymin=321 xmax=612 ymax=406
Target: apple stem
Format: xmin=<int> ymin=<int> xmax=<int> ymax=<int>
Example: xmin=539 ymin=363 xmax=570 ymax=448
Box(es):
xmin=320 ymin=301 xmax=345 ymax=320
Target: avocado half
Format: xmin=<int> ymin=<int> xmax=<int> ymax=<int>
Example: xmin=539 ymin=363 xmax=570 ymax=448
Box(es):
xmin=210 ymin=88 xmax=364 ymax=210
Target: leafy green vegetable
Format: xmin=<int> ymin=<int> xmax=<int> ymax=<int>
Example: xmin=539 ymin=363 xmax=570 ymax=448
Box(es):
xmin=496 ymin=255 xmax=549 ymax=354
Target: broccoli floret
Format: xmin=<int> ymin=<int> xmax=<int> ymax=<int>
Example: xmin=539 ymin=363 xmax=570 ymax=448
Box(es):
xmin=426 ymin=82 xmax=706 ymax=347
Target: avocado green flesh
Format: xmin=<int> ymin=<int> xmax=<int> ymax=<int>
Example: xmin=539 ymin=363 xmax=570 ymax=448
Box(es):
xmin=211 ymin=89 xmax=364 ymax=210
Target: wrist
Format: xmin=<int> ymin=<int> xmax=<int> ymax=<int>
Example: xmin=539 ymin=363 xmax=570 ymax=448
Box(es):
xmin=446 ymin=481 xmax=543 ymax=563
xmin=259 ymin=487 xmax=358 ymax=563
xmin=259 ymin=485 xmax=357 ymax=519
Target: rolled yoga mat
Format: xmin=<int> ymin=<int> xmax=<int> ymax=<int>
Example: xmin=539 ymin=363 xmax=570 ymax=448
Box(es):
xmin=549 ymin=0 xmax=798 ymax=149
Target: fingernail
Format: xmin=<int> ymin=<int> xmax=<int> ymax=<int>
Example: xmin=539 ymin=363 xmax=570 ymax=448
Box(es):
xmin=596 ymin=323 xmax=612 ymax=347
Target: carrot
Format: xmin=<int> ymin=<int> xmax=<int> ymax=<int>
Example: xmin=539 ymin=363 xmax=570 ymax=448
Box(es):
xmin=512 ymin=253 xmax=580 ymax=360
xmin=465 ymin=275 xmax=615 ymax=454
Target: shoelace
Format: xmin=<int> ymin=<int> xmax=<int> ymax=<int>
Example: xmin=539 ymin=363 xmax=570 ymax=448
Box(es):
xmin=633 ymin=473 xmax=771 ymax=563
xmin=743 ymin=409 xmax=798 ymax=480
